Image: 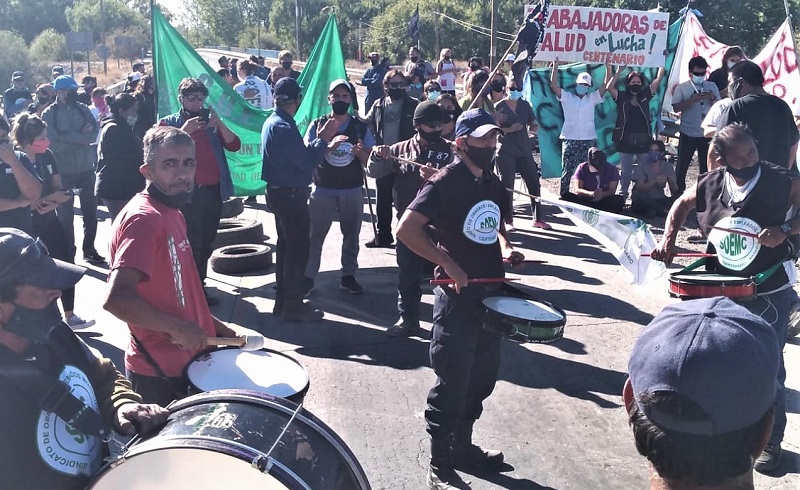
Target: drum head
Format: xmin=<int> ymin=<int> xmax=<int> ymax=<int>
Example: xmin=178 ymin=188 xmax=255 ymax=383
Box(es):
xmin=483 ymin=296 xmax=565 ymax=325
xmin=670 ymin=272 xmax=749 ymax=283
xmin=186 ymin=348 xmax=309 ymax=398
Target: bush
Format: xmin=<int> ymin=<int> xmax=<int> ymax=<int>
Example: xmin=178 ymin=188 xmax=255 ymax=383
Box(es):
xmin=0 ymin=31 xmax=31 ymax=89
xmin=29 ymin=29 xmax=67 ymax=63
xmin=237 ymin=26 xmax=282 ymax=52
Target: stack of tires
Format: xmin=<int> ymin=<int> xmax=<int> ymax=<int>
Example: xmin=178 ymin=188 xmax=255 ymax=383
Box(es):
xmin=210 ymin=198 xmax=275 ymax=275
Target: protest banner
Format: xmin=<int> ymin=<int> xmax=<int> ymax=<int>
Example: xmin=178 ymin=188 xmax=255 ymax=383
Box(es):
xmin=530 ymin=5 xmax=670 ymax=67
xmin=752 ymin=18 xmax=800 ymax=112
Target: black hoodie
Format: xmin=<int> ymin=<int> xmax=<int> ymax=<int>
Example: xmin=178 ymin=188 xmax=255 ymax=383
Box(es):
xmin=96 ymin=116 xmax=145 ymax=200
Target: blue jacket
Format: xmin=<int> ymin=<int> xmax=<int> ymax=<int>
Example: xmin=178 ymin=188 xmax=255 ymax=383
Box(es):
xmin=159 ymin=112 xmax=235 ymax=199
xmin=261 ymin=108 xmax=327 ymax=187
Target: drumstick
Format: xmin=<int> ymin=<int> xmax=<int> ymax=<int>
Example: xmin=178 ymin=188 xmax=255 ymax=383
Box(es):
xmin=640 ymin=253 xmax=717 ymax=257
xmin=711 ymin=226 xmax=759 ymax=239
xmin=430 ymin=278 xmax=520 ymax=285
xmin=389 ymin=154 xmax=427 ymax=169
xmin=207 ymin=337 xmax=245 ymax=347
xmin=503 ymin=259 xmax=547 ymax=264
xmin=506 ymin=187 xmax=542 ymax=202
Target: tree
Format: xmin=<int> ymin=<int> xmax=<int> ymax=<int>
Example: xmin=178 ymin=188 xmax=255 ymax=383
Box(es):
xmin=29 ymin=28 xmax=67 ymax=63
xmin=0 ymin=30 xmax=31 ymax=91
xmin=66 ymin=0 xmax=147 ymax=42
xmin=0 ymin=0 xmax=73 ymax=43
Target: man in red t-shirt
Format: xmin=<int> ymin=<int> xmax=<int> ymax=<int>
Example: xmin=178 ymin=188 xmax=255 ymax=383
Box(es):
xmin=159 ymin=78 xmax=241 ymax=306
xmin=104 ymin=127 xmax=263 ymax=406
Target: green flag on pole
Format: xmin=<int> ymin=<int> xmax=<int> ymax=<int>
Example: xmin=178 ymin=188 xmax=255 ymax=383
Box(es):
xmin=151 ymin=6 xmax=347 ymax=195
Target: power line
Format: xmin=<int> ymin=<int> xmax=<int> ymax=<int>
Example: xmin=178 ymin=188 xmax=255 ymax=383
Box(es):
xmin=434 ymin=11 xmax=516 ymax=42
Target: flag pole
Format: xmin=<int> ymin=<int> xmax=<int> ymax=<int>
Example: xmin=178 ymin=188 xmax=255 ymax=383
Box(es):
xmin=150 ymin=0 xmax=158 ymax=120
xmin=784 ymin=0 xmax=799 ymax=55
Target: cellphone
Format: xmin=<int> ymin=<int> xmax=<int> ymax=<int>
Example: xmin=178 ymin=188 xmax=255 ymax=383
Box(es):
xmin=66 ymin=188 xmax=81 ymax=196
xmin=198 ymin=108 xmax=211 ymax=123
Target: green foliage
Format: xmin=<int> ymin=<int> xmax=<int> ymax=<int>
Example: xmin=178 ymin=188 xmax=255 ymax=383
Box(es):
xmin=29 ymin=29 xmax=67 ymax=63
xmin=238 ymin=25 xmax=282 ymax=51
xmin=66 ymin=0 xmax=147 ymax=42
xmin=0 ymin=30 xmax=31 ymax=90
xmin=0 ymin=0 xmax=73 ymax=43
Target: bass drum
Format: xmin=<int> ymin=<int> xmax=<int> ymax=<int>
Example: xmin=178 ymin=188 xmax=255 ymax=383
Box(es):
xmin=88 ymin=390 xmax=371 ymax=490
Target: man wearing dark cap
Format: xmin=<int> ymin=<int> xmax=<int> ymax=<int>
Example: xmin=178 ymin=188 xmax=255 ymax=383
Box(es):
xmin=397 ymin=109 xmax=524 ymax=489
xmin=51 ymin=65 xmax=65 ymax=80
xmin=4 ymin=71 xmax=32 ymax=119
xmin=711 ymin=60 xmax=799 ymax=170
xmin=218 ymin=56 xmax=229 ymax=70
xmin=359 ymin=51 xmax=387 ymax=115
xmin=625 ymin=297 xmax=779 ymax=489
xmin=303 ymin=79 xmax=374 ymax=296
xmin=654 ymin=122 xmax=800 ymax=473
xmin=261 ymin=78 xmax=339 ymax=323
xmin=0 ymin=227 xmax=169 ymax=490
xmin=368 ymin=101 xmax=454 ymax=337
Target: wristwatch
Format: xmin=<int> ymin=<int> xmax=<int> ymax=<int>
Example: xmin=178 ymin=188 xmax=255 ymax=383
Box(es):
xmin=780 ymin=222 xmax=792 ymax=235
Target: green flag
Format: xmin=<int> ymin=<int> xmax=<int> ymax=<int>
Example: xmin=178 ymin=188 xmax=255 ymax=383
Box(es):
xmin=524 ymin=18 xmax=683 ymax=178
xmin=151 ymin=6 xmax=347 ymax=195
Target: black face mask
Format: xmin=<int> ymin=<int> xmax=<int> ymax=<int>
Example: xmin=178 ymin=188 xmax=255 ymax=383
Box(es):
xmin=37 ymin=97 xmax=50 ymax=106
xmin=726 ymin=162 xmax=760 ymax=181
xmin=419 ymin=129 xmax=442 ymax=142
xmin=3 ymin=301 xmax=63 ymax=343
xmin=281 ymin=61 xmax=292 ymax=70
xmin=370 ymin=58 xmax=379 ymax=66
xmin=331 ymin=100 xmax=350 ymax=115
xmin=464 ymin=144 xmax=495 ymax=170
xmin=491 ymin=81 xmax=505 ymax=93
xmin=65 ymin=89 xmax=78 ymax=105
xmin=388 ymin=88 xmax=406 ymax=100
xmin=146 ymin=181 xmax=194 ymax=209
xmin=410 ymin=56 xmax=419 ymax=62
xmin=628 ymin=84 xmax=642 ymax=94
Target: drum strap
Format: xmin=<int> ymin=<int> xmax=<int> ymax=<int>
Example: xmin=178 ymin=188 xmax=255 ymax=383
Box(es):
xmin=681 ymin=258 xmax=784 ymax=285
xmin=130 ymin=334 xmax=186 ymax=398
xmin=0 ymin=355 xmax=112 ymax=439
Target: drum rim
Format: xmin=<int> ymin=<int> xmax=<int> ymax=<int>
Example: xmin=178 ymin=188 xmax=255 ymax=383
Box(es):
xmin=168 ymin=390 xmax=372 ymax=490
xmin=483 ymin=297 xmax=567 ymax=327
xmin=668 ymin=271 xmax=754 ymax=285
xmin=184 ymin=347 xmax=310 ymax=397
xmin=508 ymin=324 xmax=565 ymax=344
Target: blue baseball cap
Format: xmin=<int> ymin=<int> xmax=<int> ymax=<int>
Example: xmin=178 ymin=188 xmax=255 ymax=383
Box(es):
xmin=455 ymin=108 xmax=501 ymax=138
xmin=274 ymin=77 xmax=302 ymax=102
xmin=0 ymin=228 xmax=85 ymax=290
xmin=53 ymin=75 xmax=79 ymax=91
xmin=628 ymin=297 xmax=779 ymax=435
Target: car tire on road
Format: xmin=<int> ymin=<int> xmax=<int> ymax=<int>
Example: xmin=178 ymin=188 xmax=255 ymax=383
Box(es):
xmin=210 ymin=243 xmax=274 ymax=275
xmin=213 ymin=218 xmax=264 ymax=248
xmin=221 ymin=198 xmax=244 ymax=219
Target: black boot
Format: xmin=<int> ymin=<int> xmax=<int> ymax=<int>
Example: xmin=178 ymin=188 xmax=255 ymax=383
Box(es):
xmin=428 ymin=436 xmax=469 ymax=490
xmin=450 ymin=420 xmax=504 ymax=472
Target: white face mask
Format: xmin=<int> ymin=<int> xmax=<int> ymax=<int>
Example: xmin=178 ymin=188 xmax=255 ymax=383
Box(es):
xmin=727 ymin=61 xmax=738 ymax=70
xmin=691 ymin=75 xmax=705 ymax=85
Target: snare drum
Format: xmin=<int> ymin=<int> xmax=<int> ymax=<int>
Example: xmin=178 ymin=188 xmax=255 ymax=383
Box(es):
xmin=482 ymin=296 xmax=567 ymax=343
xmin=668 ymin=272 xmax=756 ymax=301
xmin=185 ymin=347 xmax=310 ymax=403
xmin=88 ymin=390 xmax=371 ymax=490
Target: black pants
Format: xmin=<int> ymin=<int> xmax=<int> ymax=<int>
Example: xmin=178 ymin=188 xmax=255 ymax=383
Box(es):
xmin=561 ymin=192 xmax=625 ymax=214
xmin=57 ymin=169 xmax=98 ymax=256
xmin=127 ymin=370 xmax=187 ymax=407
xmin=375 ymin=173 xmax=396 ymax=239
xmin=180 ymin=183 xmax=222 ymax=283
xmin=267 ymin=186 xmax=311 ymax=311
xmin=426 ymin=285 xmax=502 ymax=439
xmin=33 ymin=214 xmax=75 ymax=312
xmin=676 ymin=133 xmax=711 ymax=192
xmin=396 ymin=240 xmax=426 ymax=324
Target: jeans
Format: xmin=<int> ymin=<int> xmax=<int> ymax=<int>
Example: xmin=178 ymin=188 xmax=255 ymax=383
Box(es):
xmin=496 ymin=150 xmax=544 ymax=222
xmin=676 ymin=133 xmax=711 ymax=192
xmin=426 ymin=285 xmax=503 ymax=439
xmin=741 ymin=286 xmax=797 ymax=445
xmin=267 ymin=186 xmax=311 ymax=311
xmin=561 ymin=139 xmax=596 ymax=196
xmin=57 ymin=169 xmax=98 ymax=256
xmin=375 ymin=173 xmax=396 ymax=239
xmin=396 ymin=240 xmax=426 ymax=324
xmin=180 ymin=184 xmax=222 ymax=284
xmin=305 ymin=188 xmax=362 ymax=278
xmin=618 ymin=152 xmax=648 ymax=199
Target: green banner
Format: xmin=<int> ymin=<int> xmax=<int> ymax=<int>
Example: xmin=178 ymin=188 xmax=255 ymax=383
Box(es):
xmin=152 ymin=7 xmax=347 ymax=196
xmin=524 ymin=18 xmax=683 ymax=179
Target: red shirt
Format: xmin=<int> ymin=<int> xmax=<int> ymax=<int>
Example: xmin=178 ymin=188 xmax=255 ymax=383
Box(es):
xmin=109 ymin=192 xmax=216 ymax=377
xmin=158 ymin=121 xmax=241 ymax=186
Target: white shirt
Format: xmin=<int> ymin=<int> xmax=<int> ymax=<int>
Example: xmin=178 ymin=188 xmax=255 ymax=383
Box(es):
xmin=234 ymin=76 xmax=274 ymax=110
xmin=701 ymin=98 xmax=733 ymax=135
xmin=438 ymin=60 xmax=456 ymax=90
xmin=558 ymin=90 xmax=603 ymax=140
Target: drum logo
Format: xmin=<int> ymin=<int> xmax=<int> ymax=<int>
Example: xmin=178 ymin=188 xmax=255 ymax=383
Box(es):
xmin=582 ymin=208 xmax=599 ymax=226
xmin=326 ymin=142 xmax=355 ymax=167
xmin=36 ymin=365 xmax=103 ymax=477
xmin=463 ymin=200 xmax=501 ymax=244
xmin=709 ymin=217 xmax=761 ymax=271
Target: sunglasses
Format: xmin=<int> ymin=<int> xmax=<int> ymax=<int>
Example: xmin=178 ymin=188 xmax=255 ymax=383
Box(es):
xmin=421 ymin=121 xmax=443 ymax=129
xmin=184 ymin=94 xmax=207 ymax=102
xmin=388 ymin=82 xmax=407 ymax=89
xmin=691 ymin=72 xmax=706 ymax=77
xmin=0 ymin=238 xmax=48 ymax=279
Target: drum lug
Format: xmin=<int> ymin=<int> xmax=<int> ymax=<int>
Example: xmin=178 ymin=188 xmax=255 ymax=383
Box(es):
xmin=252 ymin=454 xmax=272 ymax=472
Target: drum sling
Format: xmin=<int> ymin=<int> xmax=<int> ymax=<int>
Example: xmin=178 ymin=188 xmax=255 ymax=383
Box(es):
xmin=678 ymin=257 xmax=785 ymax=287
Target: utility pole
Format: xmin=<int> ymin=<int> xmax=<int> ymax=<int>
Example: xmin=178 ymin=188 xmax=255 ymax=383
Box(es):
xmin=295 ymin=0 xmax=301 ymax=59
xmin=256 ymin=0 xmax=261 ymax=56
xmin=358 ymin=19 xmax=362 ymax=62
xmin=434 ymin=9 xmax=440 ymax=55
xmin=101 ymin=0 xmax=107 ymax=75
xmin=490 ymin=0 xmax=497 ymax=68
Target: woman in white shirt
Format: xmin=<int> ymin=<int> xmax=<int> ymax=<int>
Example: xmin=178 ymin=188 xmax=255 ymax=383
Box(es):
xmin=550 ymin=59 xmax=610 ymax=197
xmin=436 ymin=48 xmax=457 ymax=96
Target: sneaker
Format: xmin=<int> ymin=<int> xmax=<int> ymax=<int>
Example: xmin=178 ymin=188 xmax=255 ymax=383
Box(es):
xmin=244 ymin=196 xmax=257 ymax=204
xmin=386 ymin=319 xmax=421 ymax=337
xmin=83 ymin=251 xmax=106 ymax=264
xmin=365 ymin=235 xmax=394 ymax=248
xmin=340 ymin=275 xmax=364 ymax=294
xmin=687 ymin=234 xmax=706 ymax=244
xmin=755 ymin=443 xmax=782 ymax=473
xmin=302 ymin=278 xmax=315 ymax=298
xmin=532 ymin=220 xmax=552 ymax=230
xmin=67 ymin=314 xmax=96 ymax=330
